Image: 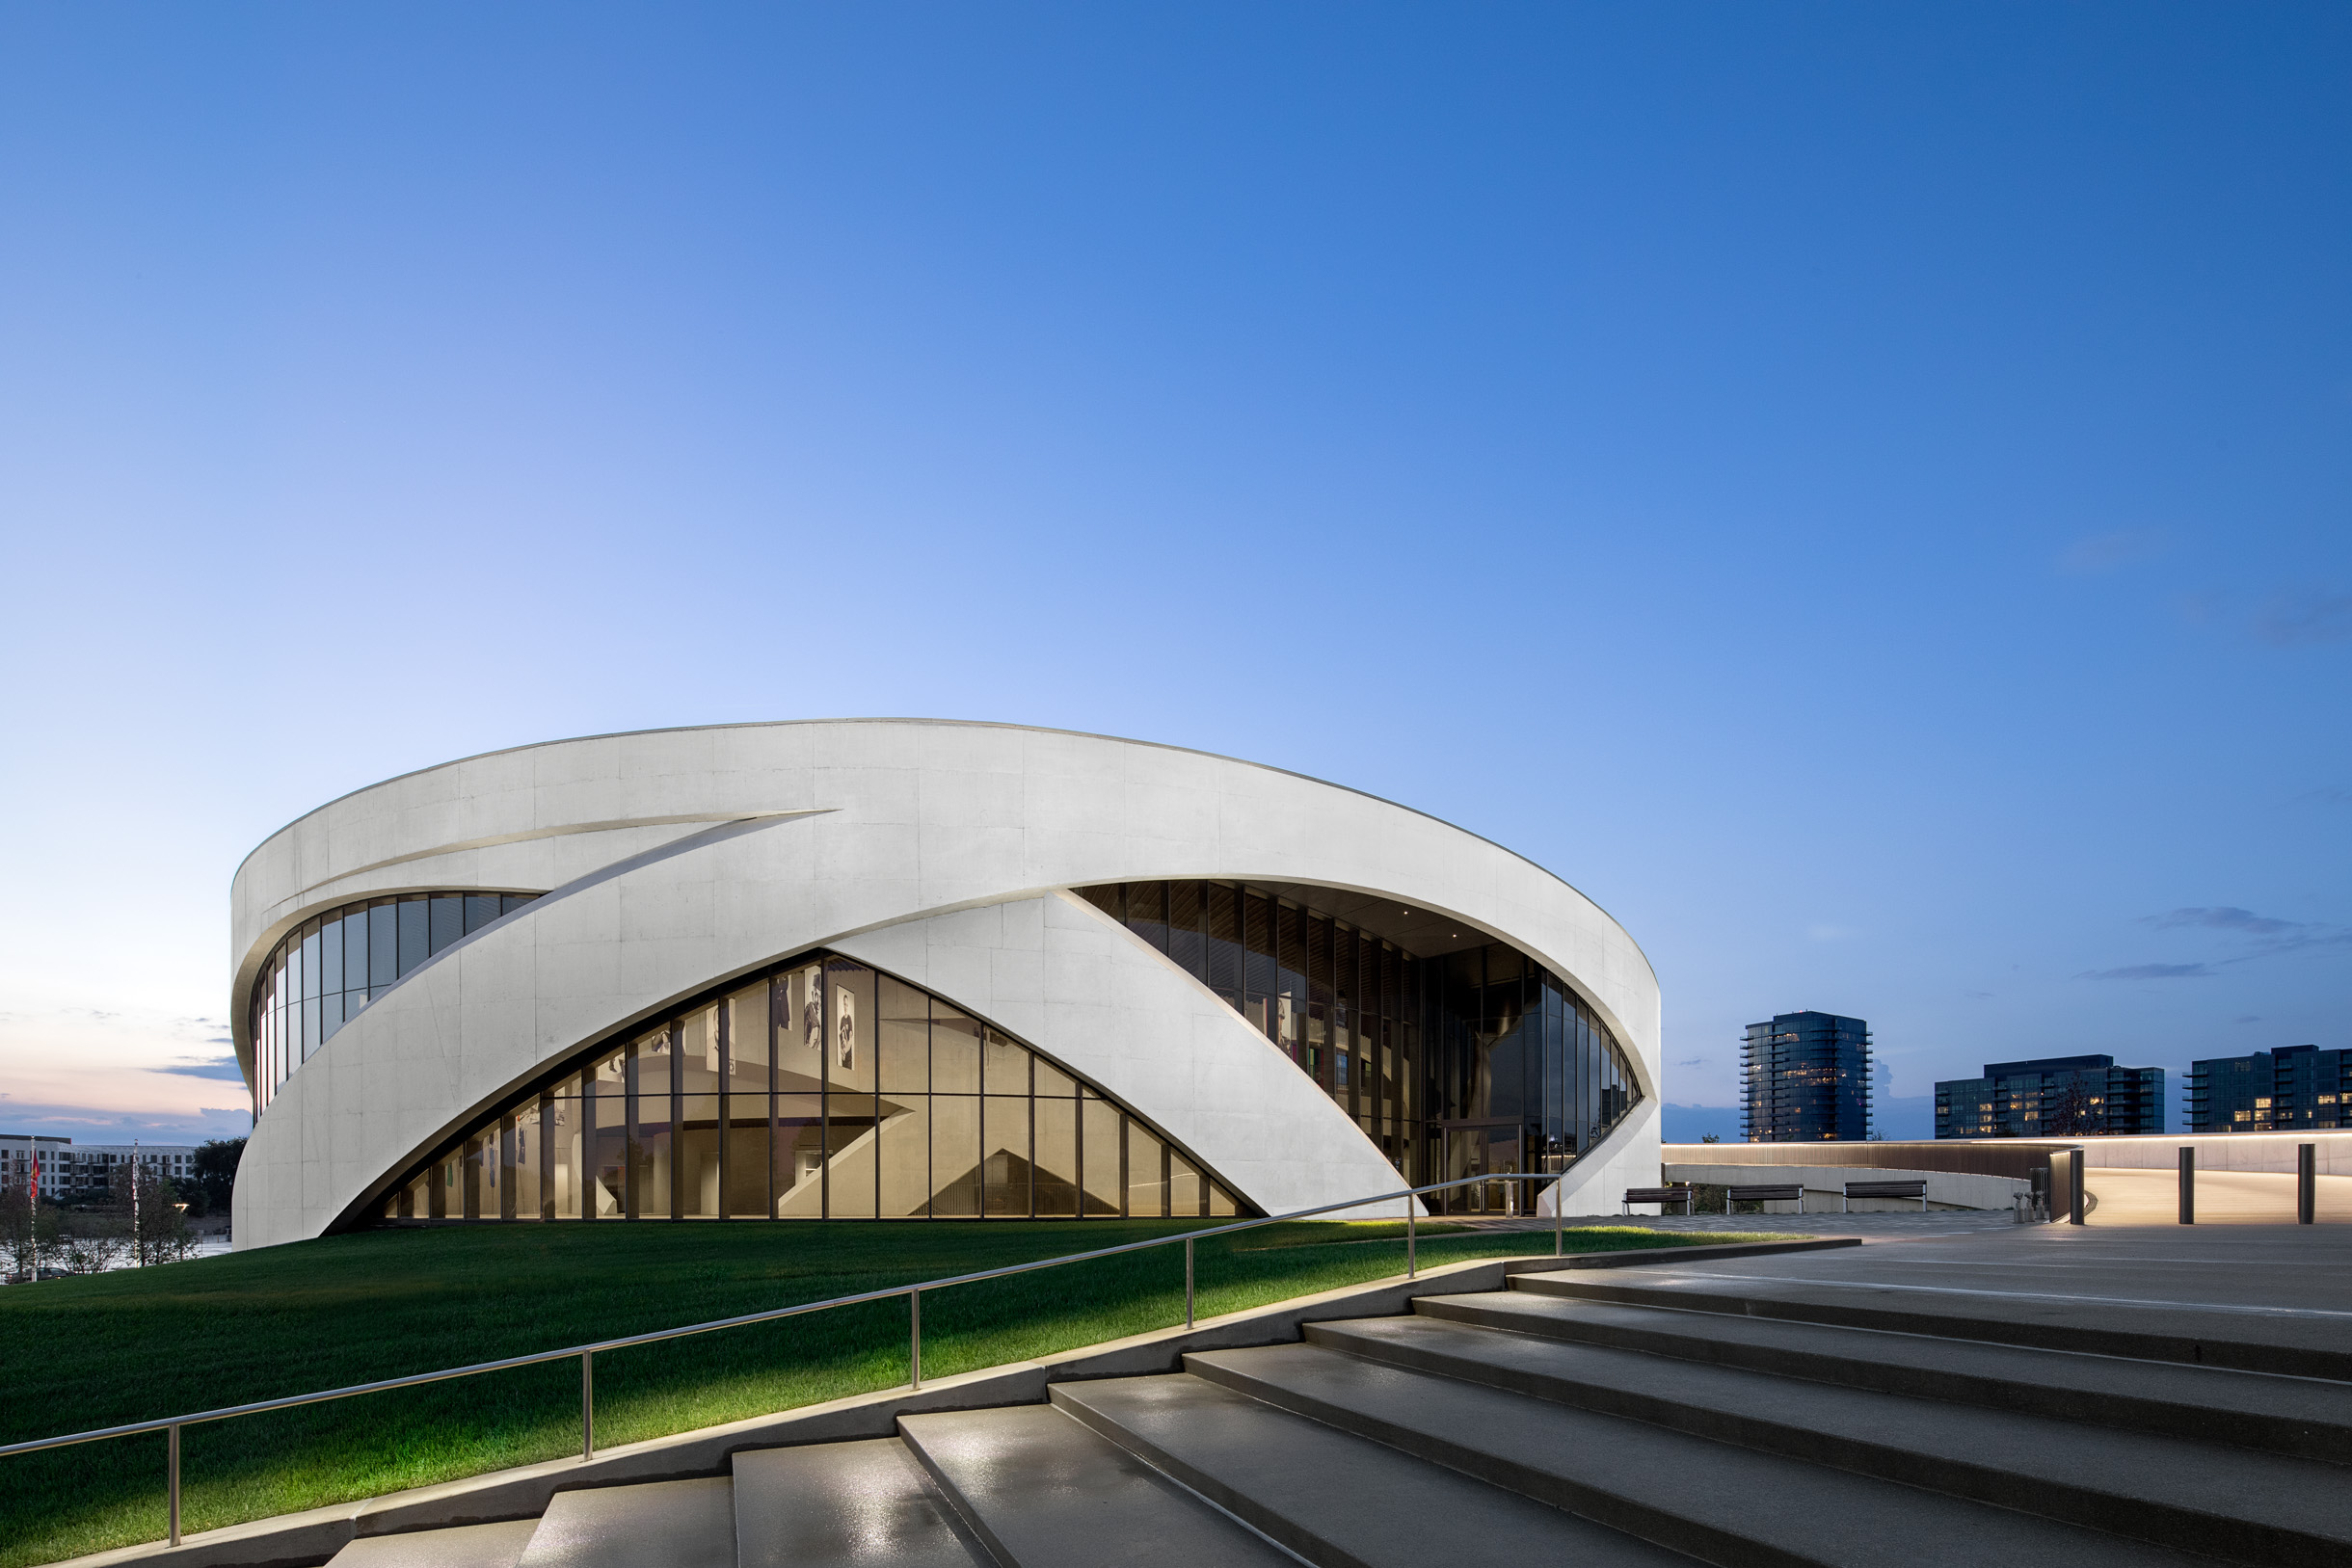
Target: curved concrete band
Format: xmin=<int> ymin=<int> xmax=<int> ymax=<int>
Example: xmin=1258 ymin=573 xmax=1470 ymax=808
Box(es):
xmin=230 ymin=721 xmax=1662 ymax=1248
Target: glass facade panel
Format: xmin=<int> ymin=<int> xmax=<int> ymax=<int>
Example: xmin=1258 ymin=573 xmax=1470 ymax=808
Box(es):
xmin=1033 ymin=1095 xmax=1078 ymax=1217
xmin=725 ymin=1095 xmax=770 ymax=1218
xmin=633 ymin=1032 xmax=674 ymax=1220
xmin=877 ymin=976 xmax=929 ymax=1094
xmin=250 ymin=889 xmax=540 ymax=1114
xmin=591 ymin=1051 xmax=628 ymax=1218
xmin=982 ymin=1028 xmax=1026 ymax=1096
xmin=775 ymin=1093 xmax=822 ymax=1215
xmin=1169 ymin=1152 xmax=1203 ymax=1218
xmin=826 ymin=1093 xmax=879 ymax=1219
xmin=878 ymin=1097 xmax=931 ymax=1217
xmin=982 ymin=1095 xmax=1030 ymax=1216
xmin=826 ymin=959 xmax=875 ymax=1096
xmin=1126 ymin=1121 xmax=1166 ymax=1217
xmin=551 ymin=1084 xmax=582 ymax=1219
xmin=376 ymin=948 xmax=1244 ymax=1225
xmin=678 ymin=1093 xmax=720 ymax=1217
xmin=930 ymin=1094 xmax=981 ymax=1216
xmin=679 ymin=1006 xmax=720 ymax=1096
xmin=726 ymin=982 xmax=771 ymax=1093
xmin=931 ymin=1004 xmax=981 ymax=1093
xmin=507 ymin=1106 xmax=542 ymax=1220
xmin=779 ymin=965 xmax=825 ymax=1093
xmin=1082 ymin=1093 xmax=1122 ymax=1216
xmin=429 ymin=894 xmax=465 ymax=953
xmin=1076 ymin=880 xmax=1642 ymax=1212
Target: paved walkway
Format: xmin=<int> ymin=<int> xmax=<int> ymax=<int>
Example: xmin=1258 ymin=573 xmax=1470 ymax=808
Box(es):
xmin=1531 ymin=1222 xmax=2352 ymax=1371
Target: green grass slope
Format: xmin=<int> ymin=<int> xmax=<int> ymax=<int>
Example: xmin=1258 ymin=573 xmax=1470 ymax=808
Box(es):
xmin=0 ymin=1219 xmax=1743 ymax=1565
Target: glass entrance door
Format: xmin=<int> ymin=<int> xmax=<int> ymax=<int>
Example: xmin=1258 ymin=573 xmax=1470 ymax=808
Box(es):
xmin=1440 ymin=1124 xmax=1524 ymax=1214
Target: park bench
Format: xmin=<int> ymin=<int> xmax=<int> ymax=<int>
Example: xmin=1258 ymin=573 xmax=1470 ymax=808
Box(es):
xmin=1841 ymin=1179 xmax=1929 ymax=1212
xmin=1621 ymin=1184 xmax=1694 ymax=1215
xmin=1726 ymin=1183 xmax=1805 ymax=1213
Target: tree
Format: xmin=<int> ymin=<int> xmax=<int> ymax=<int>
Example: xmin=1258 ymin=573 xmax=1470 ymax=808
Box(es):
xmin=111 ymin=1161 xmax=198 ymax=1266
xmin=2042 ymin=1078 xmax=2101 ymax=1137
xmin=52 ymin=1198 xmax=130 ymax=1274
xmin=193 ymin=1137 xmax=246 ymax=1214
xmin=1 ymin=1183 xmax=60 ymax=1278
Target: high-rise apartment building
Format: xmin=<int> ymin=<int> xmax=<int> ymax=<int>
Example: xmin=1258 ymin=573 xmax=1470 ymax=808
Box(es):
xmin=2187 ymin=1045 xmax=2351 ymax=1132
xmin=0 ymin=1137 xmax=198 ymax=1197
xmin=1741 ymin=1012 xmax=1871 ymax=1141
xmin=1933 ymin=1055 xmax=2163 ymax=1138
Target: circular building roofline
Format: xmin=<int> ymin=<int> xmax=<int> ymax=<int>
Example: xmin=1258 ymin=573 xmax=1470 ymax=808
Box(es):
xmin=234 ymin=717 xmax=1656 ymax=986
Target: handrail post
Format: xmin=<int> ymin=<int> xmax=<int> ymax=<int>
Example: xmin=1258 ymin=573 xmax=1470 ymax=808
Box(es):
xmin=910 ymin=1288 xmax=922 ymax=1390
xmin=1553 ymin=1176 xmax=1563 ymax=1257
xmin=1184 ymin=1236 xmax=1195 ymax=1329
xmin=580 ymin=1350 xmax=594 ymax=1461
xmin=167 ymin=1422 xmax=181 ymax=1546
xmin=1406 ymin=1197 xmax=1416 ymax=1279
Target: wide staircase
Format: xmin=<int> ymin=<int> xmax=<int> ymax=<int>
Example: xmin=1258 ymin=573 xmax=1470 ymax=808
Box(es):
xmin=330 ymin=1265 xmax=2352 ymax=1568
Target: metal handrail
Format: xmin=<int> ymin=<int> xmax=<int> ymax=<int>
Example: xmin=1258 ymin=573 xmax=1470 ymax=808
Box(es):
xmin=1 ymin=1169 xmax=1575 ymax=1545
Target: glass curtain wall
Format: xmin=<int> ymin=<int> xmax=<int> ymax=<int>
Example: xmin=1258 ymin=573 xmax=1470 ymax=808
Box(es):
xmin=250 ymin=891 xmax=539 ymax=1117
xmin=1075 ymin=880 xmax=1640 ymax=1212
xmin=379 ymin=950 xmax=1242 ymax=1224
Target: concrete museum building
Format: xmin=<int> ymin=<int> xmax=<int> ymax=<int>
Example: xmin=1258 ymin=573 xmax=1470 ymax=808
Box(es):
xmin=230 ymin=722 xmax=1659 ymax=1248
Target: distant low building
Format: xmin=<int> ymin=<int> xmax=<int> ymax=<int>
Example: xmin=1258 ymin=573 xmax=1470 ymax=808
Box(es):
xmin=0 ymin=1136 xmax=199 ymax=1198
xmin=1742 ymin=1012 xmax=1871 ymax=1141
xmin=2187 ymin=1045 xmax=2351 ymax=1132
xmin=1933 ymin=1055 xmax=2163 ymax=1138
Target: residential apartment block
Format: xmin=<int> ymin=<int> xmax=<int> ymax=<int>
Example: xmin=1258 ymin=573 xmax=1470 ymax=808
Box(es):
xmin=2187 ymin=1045 xmax=2350 ymax=1132
xmin=1741 ymin=1012 xmax=1871 ymax=1142
xmin=1 ymin=1136 xmax=198 ymax=1198
xmin=1934 ymin=1054 xmax=2164 ymax=1138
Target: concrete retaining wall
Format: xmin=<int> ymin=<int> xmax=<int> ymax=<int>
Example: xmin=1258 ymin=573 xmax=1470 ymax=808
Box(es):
xmin=1661 ymin=1163 xmax=2028 ymax=1212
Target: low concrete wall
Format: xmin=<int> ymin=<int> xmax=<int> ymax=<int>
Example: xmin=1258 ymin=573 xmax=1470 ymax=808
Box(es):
xmin=2076 ymin=1131 xmax=2352 ymax=1174
xmin=1662 ymin=1163 xmax=2028 ymax=1212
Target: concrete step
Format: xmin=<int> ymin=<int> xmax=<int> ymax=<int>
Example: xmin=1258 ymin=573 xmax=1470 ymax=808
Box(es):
xmin=1506 ymin=1266 xmax=2352 ymax=1381
xmin=1185 ymin=1341 xmax=2223 ymax=1568
xmin=1409 ymin=1289 xmax=2352 ymax=1462
xmin=898 ymin=1403 xmax=1300 ymax=1567
xmin=1304 ymin=1313 xmax=2348 ymax=1568
xmin=514 ymin=1476 xmax=735 ymax=1568
xmin=326 ymin=1520 xmax=539 ymax=1568
xmin=1051 ymin=1370 xmax=1701 ymax=1568
xmin=733 ymin=1438 xmax=988 ymax=1568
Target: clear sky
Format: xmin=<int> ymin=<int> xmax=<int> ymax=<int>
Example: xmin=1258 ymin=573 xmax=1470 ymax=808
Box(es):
xmin=2 ymin=4 xmax=2345 ymax=1146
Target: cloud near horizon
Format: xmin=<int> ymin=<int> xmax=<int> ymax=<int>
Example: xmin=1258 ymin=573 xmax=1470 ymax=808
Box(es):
xmin=2078 ymin=962 xmax=2215 ymax=981
xmin=157 ymin=1054 xmax=246 ymax=1081
xmin=2086 ymin=906 xmax=2352 ymax=980
xmin=2147 ymin=906 xmax=2302 ymax=937
xmin=0 ymin=1096 xmax=249 ymax=1142
xmin=2254 ymin=590 xmax=2352 ymax=647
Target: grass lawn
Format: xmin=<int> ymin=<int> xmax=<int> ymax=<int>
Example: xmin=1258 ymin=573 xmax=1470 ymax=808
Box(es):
xmin=0 ymin=1218 xmax=1768 ymax=1566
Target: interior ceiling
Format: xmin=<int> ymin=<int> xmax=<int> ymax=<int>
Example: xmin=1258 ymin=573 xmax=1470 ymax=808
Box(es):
xmin=1234 ymin=880 xmax=1494 ymax=958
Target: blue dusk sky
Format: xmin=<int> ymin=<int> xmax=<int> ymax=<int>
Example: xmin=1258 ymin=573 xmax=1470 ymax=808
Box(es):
xmin=1 ymin=5 xmax=2346 ymax=1145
